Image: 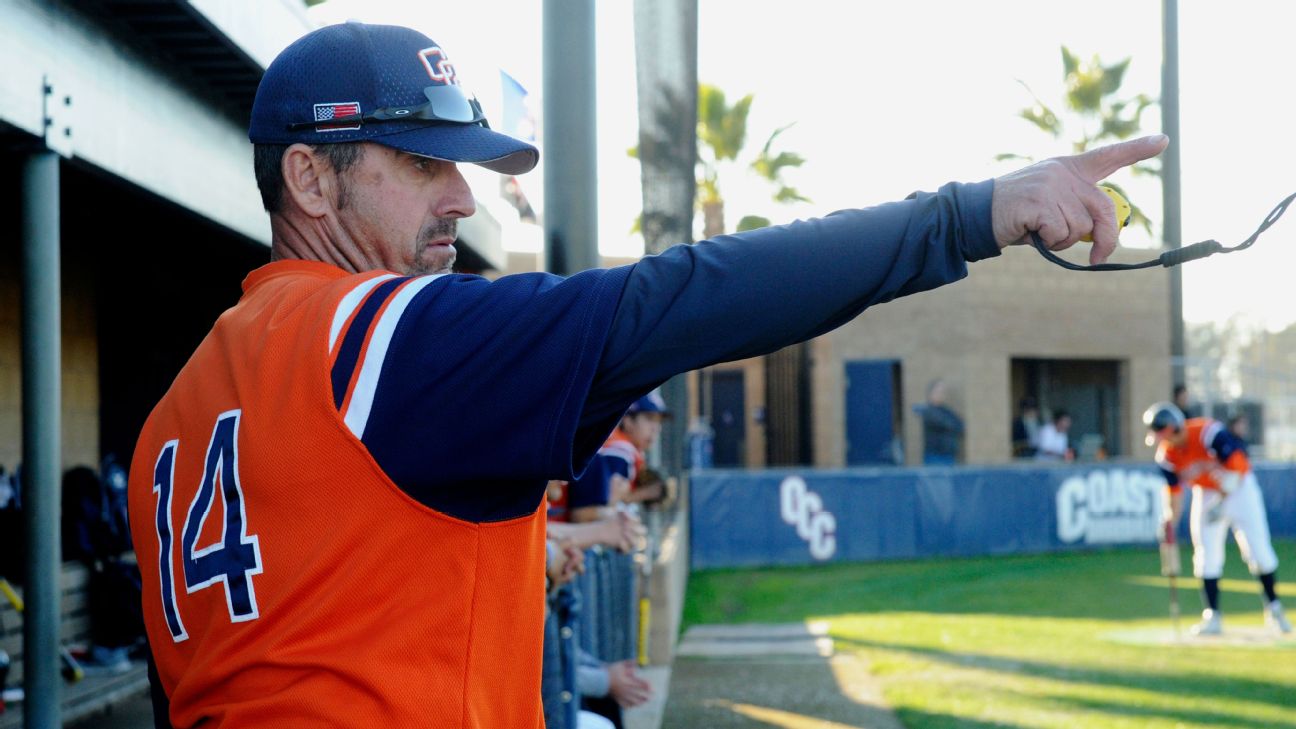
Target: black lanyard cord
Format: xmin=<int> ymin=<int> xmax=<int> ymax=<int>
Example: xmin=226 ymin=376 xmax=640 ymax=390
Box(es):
xmin=1032 ymin=191 xmax=1296 ymax=271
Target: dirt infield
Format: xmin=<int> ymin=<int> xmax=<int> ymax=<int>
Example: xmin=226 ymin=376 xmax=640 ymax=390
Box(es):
xmin=661 ymin=622 xmax=903 ymax=729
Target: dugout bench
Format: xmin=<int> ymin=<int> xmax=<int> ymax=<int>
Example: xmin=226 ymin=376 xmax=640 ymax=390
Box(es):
xmin=0 ymin=562 xmax=149 ymax=727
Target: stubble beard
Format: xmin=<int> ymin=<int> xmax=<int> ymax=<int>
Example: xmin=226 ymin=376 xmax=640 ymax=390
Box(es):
xmin=411 ymin=218 xmax=458 ymax=275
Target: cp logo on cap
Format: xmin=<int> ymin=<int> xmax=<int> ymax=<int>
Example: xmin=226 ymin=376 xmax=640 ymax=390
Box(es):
xmin=418 ymin=46 xmax=457 ymax=85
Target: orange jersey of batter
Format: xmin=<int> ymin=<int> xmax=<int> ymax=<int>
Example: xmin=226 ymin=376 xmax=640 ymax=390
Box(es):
xmin=1155 ymin=417 xmax=1250 ymax=493
xmin=128 ymin=262 xmax=546 ymax=728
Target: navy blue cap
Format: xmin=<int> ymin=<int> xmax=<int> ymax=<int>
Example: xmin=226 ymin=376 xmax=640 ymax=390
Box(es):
xmin=627 ymin=390 xmax=670 ymax=416
xmin=250 ymin=22 xmax=538 ymax=175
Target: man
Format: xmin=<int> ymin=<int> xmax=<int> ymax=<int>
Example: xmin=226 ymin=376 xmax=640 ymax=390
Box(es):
xmin=1173 ymin=383 xmax=1200 ymax=418
xmin=1035 ymin=409 xmax=1073 ymax=462
xmin=1145 ymin=402 xmax=1290 ymax=636
xmin=916 ymin=379 xmax=964 ymax=465
xmin=567 ymin=390 xmax=669 ymax=522
xmin=127 ymin=21 xmax=1167 ymax=727
xmin=1011 ymin=396 xmax=1040 ymax=458
xmin=1227 ymin=413 xmax=1250 ymax=441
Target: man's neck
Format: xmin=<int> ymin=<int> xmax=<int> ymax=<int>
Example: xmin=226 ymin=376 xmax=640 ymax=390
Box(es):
xmin=270 ymin=213 xmax=364 ymax=273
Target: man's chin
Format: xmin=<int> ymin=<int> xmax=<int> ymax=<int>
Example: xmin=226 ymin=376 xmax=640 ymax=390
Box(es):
xmin=413 ymin=245 xmax=456 ymax=275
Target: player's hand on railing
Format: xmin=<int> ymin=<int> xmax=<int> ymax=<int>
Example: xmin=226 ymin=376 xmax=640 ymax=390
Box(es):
xmin=558 ymin=540 xmax=585 ymax=582
xmin=601 ymin=510 xmax=645 ymax=553
xmin=608 ymin=660 xmax=653 ymax=707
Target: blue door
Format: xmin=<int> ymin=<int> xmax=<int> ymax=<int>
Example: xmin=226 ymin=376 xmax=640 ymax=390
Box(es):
xmin=846 ymin=360 xmax=899 ymax=465
xmin=710 ymin=370 xmax=746 ymax=467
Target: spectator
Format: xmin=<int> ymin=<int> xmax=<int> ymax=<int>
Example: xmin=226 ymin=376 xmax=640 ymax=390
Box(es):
xmin=1036 ymin=410 xmax=1074 ymax=461
xmin=611 ymin=392 xmax=671 ymax=506
xmin=1228 ymin=413 xmax=1250 ymax=442
xmin=1011 ymin=396 xmax=1041 ymax=458
xmin=916 ymin=379 xmax=964 ymax=465
xmin=567 ymin=391 xmax=670 ymax=522
xmin=1174 ymin=383 xmax=1201 ymax=418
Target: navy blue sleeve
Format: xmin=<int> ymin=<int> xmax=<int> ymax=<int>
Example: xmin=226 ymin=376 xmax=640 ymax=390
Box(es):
xmin=1159 ymin=465 xmax=1180 ymax=488
xmin=1209 ymin=427 xmax=1248 ymax=462
xmin=355 ymin=266 xmax=632 ymax=492
xmin=582 ymin=180 xmax=997 ymax=426
xmin=346 ymin=179 xmax=993 ymax=519
xmin=566 ymin=455 xmax=613 ymax=510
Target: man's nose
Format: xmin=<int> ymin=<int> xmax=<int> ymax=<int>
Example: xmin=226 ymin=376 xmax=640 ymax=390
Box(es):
xmin=435 ymin=163 xmax=477 ymax=219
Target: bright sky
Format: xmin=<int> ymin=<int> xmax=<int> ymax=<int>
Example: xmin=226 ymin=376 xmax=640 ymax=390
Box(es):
xmin=307 ymin=0 xmax=1296 ymax=330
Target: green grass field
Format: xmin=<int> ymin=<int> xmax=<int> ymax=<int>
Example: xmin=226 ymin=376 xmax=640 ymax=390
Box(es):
xmin=684 ymin=540 xmax=1296 ymax=729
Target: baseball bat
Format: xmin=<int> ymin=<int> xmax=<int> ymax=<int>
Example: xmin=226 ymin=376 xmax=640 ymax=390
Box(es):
xmin=0 ymin=578 xmax=84 ymax=683
xmin=1167 ymin=573 xmax=1181 ymax=639
xmin=1159 ymin=527 xmax=1182 ymax=639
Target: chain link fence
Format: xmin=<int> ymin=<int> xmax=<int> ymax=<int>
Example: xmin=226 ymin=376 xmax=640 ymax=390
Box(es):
xmin=1175 ymin=355 xmax=1296 ymax=461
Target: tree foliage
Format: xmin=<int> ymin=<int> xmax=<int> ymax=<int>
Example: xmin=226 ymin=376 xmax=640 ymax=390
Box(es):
xmin=1002 ymin=46 xmax=1158 ymax=233
xmin=631 ymin=82 xmax=807 ymax=237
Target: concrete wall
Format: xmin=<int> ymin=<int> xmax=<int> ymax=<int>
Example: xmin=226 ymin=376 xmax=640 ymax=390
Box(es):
xmin=813 ymin=244 xmax=1172 ymax=466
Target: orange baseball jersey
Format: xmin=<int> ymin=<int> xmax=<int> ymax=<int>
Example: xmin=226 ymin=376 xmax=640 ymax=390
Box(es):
xmin=1155 ymin=417 xmax=1251 ymax=492
xmin=128 ymin=260 xmax=630 ymax=727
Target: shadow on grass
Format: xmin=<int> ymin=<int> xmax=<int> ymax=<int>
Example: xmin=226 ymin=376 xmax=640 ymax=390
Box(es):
xmin=685 ymin=542 xmax=1296 ymax=626
xmin=834 ymin=634 xmax=1296 ymax=729
xmin=663 ymin=654 xmax=907 ymax=729
xmin=892 ymin=707 xmax=1035 ymax=729
xmin=665 ymin=656 xmax=1034 ymax=729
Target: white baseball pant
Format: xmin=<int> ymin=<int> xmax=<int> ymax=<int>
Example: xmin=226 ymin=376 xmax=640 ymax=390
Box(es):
xmin=1190 ymin=472 xmax=1279 ymax=579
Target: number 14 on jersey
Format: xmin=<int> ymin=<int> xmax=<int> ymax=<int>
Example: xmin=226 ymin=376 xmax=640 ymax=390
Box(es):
xmin=152 ymin=410 xmax=263 ymax=642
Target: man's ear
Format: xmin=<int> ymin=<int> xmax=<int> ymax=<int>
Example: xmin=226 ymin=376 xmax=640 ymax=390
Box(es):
xmin=280 ymin=143 xmax=336 ymax=217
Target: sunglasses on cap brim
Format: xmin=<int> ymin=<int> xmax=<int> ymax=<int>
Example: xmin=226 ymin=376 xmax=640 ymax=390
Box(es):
xmin=287 ymin=85 xmax=489 ymax=132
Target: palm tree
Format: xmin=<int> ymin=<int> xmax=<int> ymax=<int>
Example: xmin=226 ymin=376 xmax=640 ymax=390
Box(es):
xmin=1000 ymin=46 xmax=1157 ymax=232
xmin=738 ymin=124 xmax=810 ymax=231
xmin=630 ymin=83 xmax=812 ymax=465
xmin=696 ymin=84 xmax=750 ymax=237
xmin=632 ymin=83 xmax=808 ymax=238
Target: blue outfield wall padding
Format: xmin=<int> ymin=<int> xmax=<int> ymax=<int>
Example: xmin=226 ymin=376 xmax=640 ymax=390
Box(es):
xmin=689 ymin=463 xmax=1296 ymax=570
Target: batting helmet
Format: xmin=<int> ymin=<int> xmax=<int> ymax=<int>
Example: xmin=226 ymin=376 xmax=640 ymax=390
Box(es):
xmin=1142 ymin=402 xmax=1185 ymax=446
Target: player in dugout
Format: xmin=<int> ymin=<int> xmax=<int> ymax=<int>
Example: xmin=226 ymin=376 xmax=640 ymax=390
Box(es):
xmin=1146 ymin=402 xmax=1291 ymax=636
xmin=566 ymin=390 xmax=671 ymax=523
xmin=127 ymin=21 xmax=1170 ymax=728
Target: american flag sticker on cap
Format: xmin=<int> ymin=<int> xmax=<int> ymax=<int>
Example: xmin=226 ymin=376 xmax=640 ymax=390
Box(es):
xmin=312 ymin=102 xmax=361 ymax=132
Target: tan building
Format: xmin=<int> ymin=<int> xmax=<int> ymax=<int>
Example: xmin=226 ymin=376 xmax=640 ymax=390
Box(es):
xmin=704 ymin=244 xmax=1172 ymax=468
xmin=811 ymin=243 xmax=1171 ymax=466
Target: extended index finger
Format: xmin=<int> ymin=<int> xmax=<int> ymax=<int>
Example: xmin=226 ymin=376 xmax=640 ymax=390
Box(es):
xmin=1071 ymin=135 xmax=1169 ymax=182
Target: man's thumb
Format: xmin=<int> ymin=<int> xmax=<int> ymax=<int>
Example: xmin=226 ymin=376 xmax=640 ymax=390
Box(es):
xmin=1073 ymin=135 xmax=1169 ymax=182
